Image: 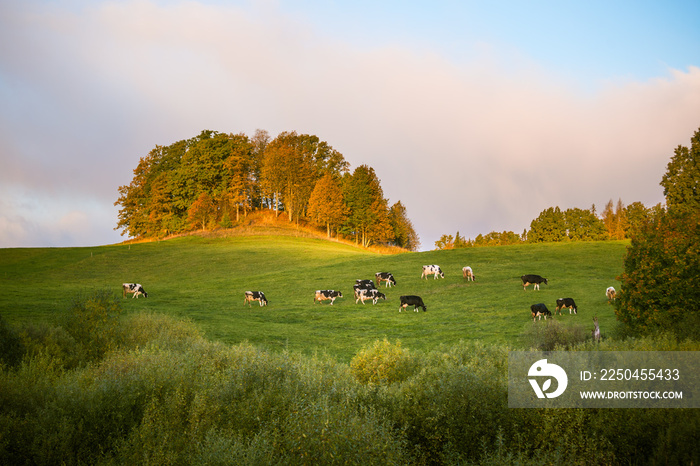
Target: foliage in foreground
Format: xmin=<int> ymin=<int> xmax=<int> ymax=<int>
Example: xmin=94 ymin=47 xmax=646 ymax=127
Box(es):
xmin=1 ymin=293 xmax=699 ymax=465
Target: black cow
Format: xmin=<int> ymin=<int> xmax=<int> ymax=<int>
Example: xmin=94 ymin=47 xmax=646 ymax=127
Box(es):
xmin=315 ymin=290 xmax=343 ymax=305
xmin=355 ymin=288 xmax=387 ymax=305
xmin=375 ymin=272 xmax=397 ymax=288
xmin=122 ymin=283 xmax=148 ymax=298
xmin=399 ymin=295 xmax=427 ymax=312
xmin=555 ymin=297 xmax=577 ymax=315
xmin=531 ymin=303 xmax=551 ymax=321
xmin=521 ymin=274 xmax=548 ymax=290
xmin=244 ymin=291 xmax=268 ymax=307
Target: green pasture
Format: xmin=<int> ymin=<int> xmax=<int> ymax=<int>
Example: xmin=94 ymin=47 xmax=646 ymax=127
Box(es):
xmin=0 ymin=235 xmax=628 ymax=362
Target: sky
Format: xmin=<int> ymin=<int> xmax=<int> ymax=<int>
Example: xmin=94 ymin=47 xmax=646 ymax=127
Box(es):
xmin=1 ymin=0 xmax=699 ymax=250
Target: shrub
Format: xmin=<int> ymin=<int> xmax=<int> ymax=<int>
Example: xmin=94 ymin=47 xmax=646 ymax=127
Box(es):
xmin=0 ymin=313 xmax=23 ymax=369
xmin=59 ymin=290 xmax=123 ymax=363
xmin=350 ymin=338 xmax=416 ymax=385
xmin=522 ymin=319 xmax=588 ymax=351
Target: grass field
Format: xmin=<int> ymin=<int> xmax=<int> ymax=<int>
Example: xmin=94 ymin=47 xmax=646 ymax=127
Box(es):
xmin=0 ymin=234 xmax=628 ymax=362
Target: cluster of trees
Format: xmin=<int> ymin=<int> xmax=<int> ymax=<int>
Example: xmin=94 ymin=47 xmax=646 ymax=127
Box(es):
xmin=435 ymin=199 xmax=659 ymax=249
xmin=615 ymin=127 xmax=700 ymax=339
xmin=115 ymin=130 xmax=419 ymax=250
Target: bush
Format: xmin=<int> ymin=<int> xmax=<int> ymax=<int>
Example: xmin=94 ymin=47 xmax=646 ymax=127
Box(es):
xmin=350 ymin=338 xmax=416 ymax=385
xmin=59 ymin=290 xmax=123 ymax=363
xmin=522 ymin=318 xmax=589 ymax=350
xmin=0 ymin=313 xmax=23 ymax=369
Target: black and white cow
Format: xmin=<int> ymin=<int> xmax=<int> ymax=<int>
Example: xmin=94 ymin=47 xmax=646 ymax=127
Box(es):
xmin=531 ymin=303 xmax=551 ymax=321
xmin=521 ymin=274 xmax=548 ymax=290
xmin=315 ymin=290 xmax=343 ymax=305
xmin=122 ymin=283 xmax=148 ymax=298
xmin=244 ymin=291 xmax=268 ymax=307
xmin=555 ymin=297 xmax=577 ymax=315
xmin=606 ymin=286 xmax=616 ymax=302
xmin=421 ymin=265 xmax=444 ymax=280
xmin=355 ymin=279 xmax=376 ymax=290
xmin=355 ymin=288 xmax=387 ymax=305
xmin=375 ymin=272 xmax=397 ymax=288
xmin=462 ymin=266 xmax=475 ymax=282
xmin=399 ymin=295 xmax=427 ymax=312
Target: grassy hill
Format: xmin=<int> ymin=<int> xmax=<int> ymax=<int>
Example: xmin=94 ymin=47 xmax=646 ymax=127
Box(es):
xmin=0 ymin=229 xmax=628 ymax=362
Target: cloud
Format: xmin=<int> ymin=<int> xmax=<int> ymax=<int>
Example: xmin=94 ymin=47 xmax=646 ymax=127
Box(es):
xmin=1 ymin=1 xmax=699 ymax=249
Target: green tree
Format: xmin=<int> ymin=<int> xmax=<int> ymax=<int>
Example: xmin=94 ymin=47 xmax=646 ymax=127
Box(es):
xmin=660 ymin=128 xmax=700 ymax=213
xmin=616 ymin=127 xmax=700 ymax=339
xmin=564 ymin=207 xmax=606 ymax=241
xmin=527 ymin=207 xmax=566 ymax=242
xmin=343 ymin=165 xmax=393 ymax=247
xmin=389 ymin=201 xmax=420 ymax=251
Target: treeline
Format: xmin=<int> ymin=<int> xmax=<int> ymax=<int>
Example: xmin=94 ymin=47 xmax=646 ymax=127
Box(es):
xmin=115 ymin=130 xmax=420 ymax=250
xmin=435 ymin=199 xmax=659 ymax=249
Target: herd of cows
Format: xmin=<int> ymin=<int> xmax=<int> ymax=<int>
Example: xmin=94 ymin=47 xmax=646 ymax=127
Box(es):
xmin=122 ymin=265 xmax=617 ymax=330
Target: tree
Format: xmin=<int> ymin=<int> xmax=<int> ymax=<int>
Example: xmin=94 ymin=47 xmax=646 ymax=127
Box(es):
xmin=660 ymin=128 xmax=700 ymax=214
xmin=307 ymin=174 xmax=347 ymax=237
xmin=389 ymin=201 xmax=420 ymax=251
xmin=187 ymin=192 xmax=216 ymax=230
xmin=343 ymin=165 xmax=393 ymax=247
xmin=564 ymin=207 xmax=606 ymax=241
xmin=615 ymin=127 xmax=700 ymax=339
xmin=434 ymin=234 xmax=454 ymax=250
xmin=527 ymin=207 xmax=567 ymax=242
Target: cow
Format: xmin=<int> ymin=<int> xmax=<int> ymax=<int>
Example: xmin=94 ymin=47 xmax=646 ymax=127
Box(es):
xmin=315 ymin=290 xmax=343 ymax=305
xmin=399 ymin=295 xmax=427 ymax=312
xmin=421 ymin=265 xmax=444 ymax=280
xmin=244 ymin=291 xmax=268 ymax=307
xmin=531 ymin=303 xmax=551 ymax=321
xmin=375 ymin=272 xmax=397 ymax=288
xmin=462 ymin=266 xmax=475 ymax=282
xmin=592 ymin=316 xmax=601 ymax=342
xmin=122 ymin=283 xmax=148 ymax=298
xmin=353 ymin=280 xmax=375 ymax=297
xmin=521 ymin=274 xmax=548 ymax=290
xmin=355 ymin=279 xmax=376 ymax=290
xmin=355 ymin=288 xmax=387 ymax=305
xmin=606 ymin=286 xmax=616 ymax=302
xmin=555 ymin=297 xmax=577 ymax=315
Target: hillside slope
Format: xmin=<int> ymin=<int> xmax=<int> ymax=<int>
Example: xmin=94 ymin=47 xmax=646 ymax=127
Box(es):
xmin=0 ymin=235 xmax=628 ymax=361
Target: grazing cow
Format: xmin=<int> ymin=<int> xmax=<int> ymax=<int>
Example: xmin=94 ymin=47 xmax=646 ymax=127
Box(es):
xmin=421 ymin=265 xmax=445 ymax=280
xmin=606 ymin=287 xmax=616 ymax=302
xmin=521 ymin=274 xmax=548 ymax=290
xmin=315 ymin=290 xmax=343 ymax=305
xmin=353 ymin=280 xmax=376 ymax=299
xmin=531 ymin=303 xmax=551 ymax=321
xmin=399 ymin=295 xmax=427 ymax=312
xmin=244 ymin=291 xmax=268 ymax=307
xmin=555 ymin=297 xmax=577 ymax=315
xmin=355 ymin=279 xmax=376 ymax=290
xmin=462 ymin=266 xmax=475 ymax=282
xmin=375 ymin=272 xmax=397 ymax=288
xmin=592 ymin=317 xmax=601 ymax=342
xmin=355 ymin=288 xmax=387 ymax=305
xmin=122 ymin=283 xmax=148 ymax=298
